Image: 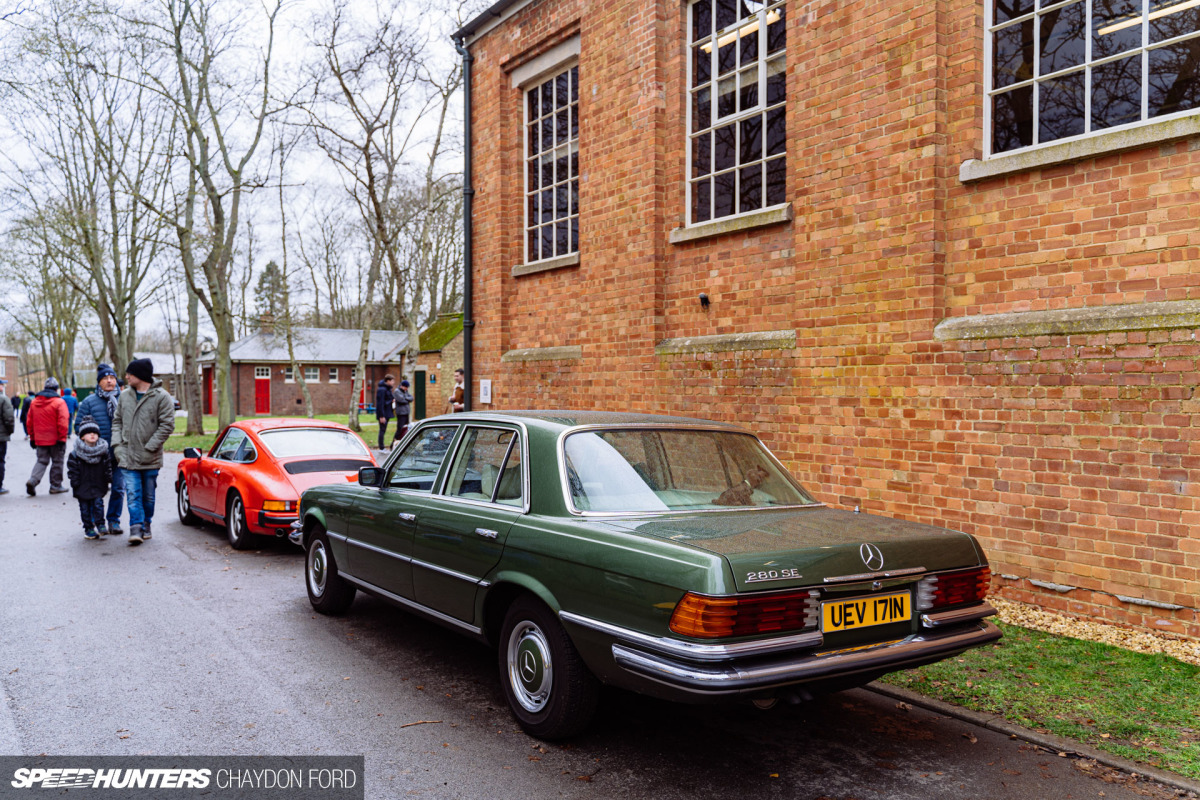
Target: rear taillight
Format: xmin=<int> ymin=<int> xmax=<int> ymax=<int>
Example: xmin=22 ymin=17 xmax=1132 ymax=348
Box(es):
xmin=669 ymin=589 xmax=821 ymax=639
xmin=917 ymin=566 xmax=990 ymax=611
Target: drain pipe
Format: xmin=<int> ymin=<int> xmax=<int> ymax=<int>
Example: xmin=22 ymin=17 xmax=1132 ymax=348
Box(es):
xmin=454 ymin=34 xmax=475 ymax=412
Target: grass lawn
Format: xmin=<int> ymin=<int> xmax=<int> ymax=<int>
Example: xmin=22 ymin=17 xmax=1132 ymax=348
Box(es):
xmin=881 ymin=619 xmax=1200 ymax=779
xmin=165 ymin=413 xmax=383 ymax=453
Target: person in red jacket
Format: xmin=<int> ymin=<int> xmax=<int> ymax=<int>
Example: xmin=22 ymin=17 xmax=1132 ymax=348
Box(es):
xmin=25 ymin=377 xmax=70 ymax=496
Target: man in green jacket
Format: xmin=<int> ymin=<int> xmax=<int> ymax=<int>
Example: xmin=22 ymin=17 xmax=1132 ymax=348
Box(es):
xmin=111 ymin=359 xmax=175 ymax=545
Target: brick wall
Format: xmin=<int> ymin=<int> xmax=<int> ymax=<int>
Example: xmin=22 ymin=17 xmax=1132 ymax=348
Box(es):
xmin=465 ymin=0 xmax=1200 ymax=638
xmin=226 ymin=363 xmax=396 ymax=418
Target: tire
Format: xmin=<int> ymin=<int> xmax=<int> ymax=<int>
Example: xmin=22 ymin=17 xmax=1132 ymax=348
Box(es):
xmin=498 ymin=596 xmax=599 ymax=740
xmin=176 ymin=476 xmax=199 ymax=526
xmin=226 ymin=493 xmax=255 ymax=550
xmin=306 ymin=526 xmax=356 ymax=615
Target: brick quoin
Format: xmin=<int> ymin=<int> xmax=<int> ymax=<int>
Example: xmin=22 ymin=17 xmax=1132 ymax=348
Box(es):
xmin=462 ymin=0 xmax=1200 ymax=639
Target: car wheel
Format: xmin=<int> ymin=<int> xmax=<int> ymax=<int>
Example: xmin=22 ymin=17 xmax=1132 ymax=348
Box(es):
xmin=176 ymin=477 xmax=199 ymax=526
xmin=498 ymin=596 xmax=599 ymax=740
xmin=226 ymin=493 xmax=254 ymax=550
xmin=306 ymin=526 xmax=356 ymax=615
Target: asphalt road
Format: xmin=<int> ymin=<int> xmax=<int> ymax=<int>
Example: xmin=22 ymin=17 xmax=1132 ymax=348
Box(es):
xmin=0 ymin=442 xmax=1184 ymax=800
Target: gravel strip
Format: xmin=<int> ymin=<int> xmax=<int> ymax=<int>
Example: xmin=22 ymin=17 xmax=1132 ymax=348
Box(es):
xmin=991 ymin=597 xmax=1200 ymax=667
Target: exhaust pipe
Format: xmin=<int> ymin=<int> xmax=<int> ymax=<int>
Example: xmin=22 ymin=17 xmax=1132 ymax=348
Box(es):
xmin=275 ymin=528 xmax=287 ymax=538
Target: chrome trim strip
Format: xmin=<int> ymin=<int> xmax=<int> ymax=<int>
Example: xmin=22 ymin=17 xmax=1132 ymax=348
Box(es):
xmin=823 ymin=567 xmax=927 ymax=584
xmin=412 ymin=557 xmax=488 ymax=587
xmin=346 ymin=537 xmax=412 ymax=563
xmin=921 ymin=602 xmax=997 ymax=628
xmin=325 ymin=530 xmax=348 ymax=543
xmin=339 ymin=572 xmax=483 ymax=635
xmin=559 ymin=611 xmax=823 ymax=662
xmin=611 ymin=621 xmax=1002 ymax=691
xmin=555 ymin=424 xmax=825 ymax=518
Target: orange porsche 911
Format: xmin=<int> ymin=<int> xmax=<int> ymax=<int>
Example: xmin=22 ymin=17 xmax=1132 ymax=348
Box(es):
xmin=175 ymin=418 xmax=378 ymax=549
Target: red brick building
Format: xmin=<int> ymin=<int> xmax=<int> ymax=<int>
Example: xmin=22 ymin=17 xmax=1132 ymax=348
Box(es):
xmin=456 ymin=0 xmax=1200 ymax=638
xmin=199 ymin=328 xmax=408 ymax=418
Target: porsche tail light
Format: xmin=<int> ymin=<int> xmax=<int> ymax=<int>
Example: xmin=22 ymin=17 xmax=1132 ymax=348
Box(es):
xmin=669 ymin=589 xmax=821 ymax=639
xmin=916 ymin=567 xmax=991 ymax=612
xmin=262 ymin=500 xmax=297 ymax=512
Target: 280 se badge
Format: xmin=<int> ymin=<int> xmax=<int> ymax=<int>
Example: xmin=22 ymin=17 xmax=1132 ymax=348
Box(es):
xmin=291 ymin=411 xmax=1000 ymax=739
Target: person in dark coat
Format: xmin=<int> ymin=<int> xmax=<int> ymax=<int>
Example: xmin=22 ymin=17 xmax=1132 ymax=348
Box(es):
xmin=375 ymin=375 xmax=396 ymax=450
xmin=0 ymin=380 xmax=14 ymax=494
xmin=67 ymin=416 xmax=112 ymax=539
xmin=75 ymin=364 xmax=125 ymax=535
xmin=26 ymin=378 xmax=69 ymax=495
xmin=19 ymin=391 xmax=33 ymax=439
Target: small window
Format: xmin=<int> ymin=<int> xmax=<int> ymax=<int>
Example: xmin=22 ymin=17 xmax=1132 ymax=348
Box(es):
xmin=0 ymin=360 xmax=6 ymax=378
xmin=328 ymin=368 xmax=339 ymax=383
xmin=386 ymin=426 xmax=458 ymax=492
xmin=304 ymin=366 xmax=319 ymax=382
xmin=444 ymin=428 xmax=523 ymax=505
xmin=283 ymin=366 xmax=294 ymax=382
xmin=254 ymin=366 xmax=270 ymax=379
xmin=213 ymin=428 xmax=248 ymax=461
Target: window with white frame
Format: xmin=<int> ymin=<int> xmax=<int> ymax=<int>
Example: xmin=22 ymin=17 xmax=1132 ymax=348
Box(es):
xmin=688 ymin=0 xmax=786 ymax=224
xmin=329 ymin=367 xmax=339 ymax=383
xmin=254 ymin=366 xmax=270 ymax=379
xmin=525 ymin=65 xmax=579 ymax=263
xmin=283 ymin=366 xmax=294 ymax=382
xmin=304 ymin=366 xmax=319 ymax=382
xmin=988 ymin=0 xmax=1200 ymax=154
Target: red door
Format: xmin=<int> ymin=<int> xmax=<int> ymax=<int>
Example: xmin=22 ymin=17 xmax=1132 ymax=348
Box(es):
xmin=255 ymin=375 xmax=271 ymax=415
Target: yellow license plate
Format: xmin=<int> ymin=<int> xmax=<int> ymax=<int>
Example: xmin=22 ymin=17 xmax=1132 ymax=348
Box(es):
xmin=822 ymin=592 xmax=911 ymax=633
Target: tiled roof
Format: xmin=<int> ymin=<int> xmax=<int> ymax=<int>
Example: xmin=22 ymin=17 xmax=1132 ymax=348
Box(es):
xmin=200 ymin=328 xmax=408 ymax=364
xmin=418 ymin=314 xmax=464 ymax=353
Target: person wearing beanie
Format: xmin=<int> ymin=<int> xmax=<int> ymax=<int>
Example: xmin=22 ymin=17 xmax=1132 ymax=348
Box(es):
xmin=25 ymin=377 xmax=70 ymax=496
xmin=75 ymin=364 xmax=126 ymax=535
xmin=68 ymin=416 xmax=112 ymax=539
xmin=391 ymin=378 xmax=414 ymax=449
xmin=112 ymin=358 xmax=175 ymax=545
xmin=0 ymin=379 xmax=14 ymax=494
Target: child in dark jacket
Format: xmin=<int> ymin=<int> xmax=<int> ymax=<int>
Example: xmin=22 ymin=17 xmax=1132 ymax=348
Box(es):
xmin=68 ymin=416 xmax=112 ymax=540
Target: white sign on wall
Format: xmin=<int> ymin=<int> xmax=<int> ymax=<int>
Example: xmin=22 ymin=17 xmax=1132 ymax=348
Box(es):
xmin=479 ymin=379 xmax=492 ymax=405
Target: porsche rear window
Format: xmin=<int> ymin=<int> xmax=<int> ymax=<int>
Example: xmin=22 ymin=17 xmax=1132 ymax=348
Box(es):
xmin=258 ymin=428 xmax=369 ymax=458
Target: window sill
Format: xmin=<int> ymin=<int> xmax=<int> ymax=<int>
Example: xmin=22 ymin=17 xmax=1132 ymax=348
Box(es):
xmin=512 ymin=252 xmax=580 ymax=277
xmin=501 ymin=345 xmax=583 ymax=362
xmin=960 ymin=115 xmax=1200 ymax=183
xmin=669 ymin=203 xmax=793 ymax=245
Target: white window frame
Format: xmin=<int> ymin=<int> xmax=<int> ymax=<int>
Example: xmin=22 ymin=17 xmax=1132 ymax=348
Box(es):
xmin=283 ymin=366 xmax=294 ymax=383
xmin=304 ymin=366 xmax=320 ymax=382
xmin=522 ymin=62 xmax=580 ymax=266
xmin=984 ymin=0 xmax=1200 ymax=158
xmin=254 ymin=366 xmax=270 ymax=380
xmin=328 ymin=367 xmax=339 ymax=384
xmin=686 ymin=0 xmax=788 ymax=226
xmin=0 ymin=360 xmax=6 ymax=378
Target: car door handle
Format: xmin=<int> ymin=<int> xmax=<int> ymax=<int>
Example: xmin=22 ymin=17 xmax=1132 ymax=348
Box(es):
xmin=475 ymin=528 xmax=498 ymax=540
xmin=213 ymin=469 xmax=221 ymax=475
xmin=397 ymin=512 xmax=417 ymax=522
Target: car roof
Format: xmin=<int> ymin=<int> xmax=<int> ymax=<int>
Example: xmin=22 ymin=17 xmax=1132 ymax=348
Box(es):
xmin=422 ymin=410 xmax=747 ymax=434
xmin=232 ymin=417 xmax=353 ymax=433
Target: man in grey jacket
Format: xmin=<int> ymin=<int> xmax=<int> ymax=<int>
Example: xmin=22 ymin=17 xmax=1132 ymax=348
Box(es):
xmin=111 ymin=359 xmax=175 ymax=545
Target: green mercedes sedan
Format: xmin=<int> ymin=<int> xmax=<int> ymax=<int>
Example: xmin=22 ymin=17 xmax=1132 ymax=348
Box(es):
xmin=291 ymin=411 xmax=1000 ymax=739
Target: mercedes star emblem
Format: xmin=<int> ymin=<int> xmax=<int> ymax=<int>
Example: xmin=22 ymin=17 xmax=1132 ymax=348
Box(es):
xmin=860 ymin=542 xmax=885 ymax=572
xmin=521 ymin=650 xmax=537 ymax=682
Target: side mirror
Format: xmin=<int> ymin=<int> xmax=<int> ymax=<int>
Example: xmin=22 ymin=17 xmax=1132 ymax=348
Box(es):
xmin=183 ymin=448 xmax=202 ymax=459
xmin=358 ymin=466 xmax=385 ymax=487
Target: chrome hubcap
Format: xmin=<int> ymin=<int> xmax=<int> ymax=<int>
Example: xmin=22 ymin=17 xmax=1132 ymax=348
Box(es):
xmin=308 ymin=540 xmax=327 ymax=598
xmin=179 ymin=484 xmax=189 ymax=514
xmin=230 ymin=500 xmax=242 ymax=540
xmin=506 ymin=621 xmax=552 ymax=713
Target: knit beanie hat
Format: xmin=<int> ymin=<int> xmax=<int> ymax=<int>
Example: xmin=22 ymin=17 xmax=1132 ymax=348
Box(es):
xmin=78 ymin=416 xmax=101 ymax=437
xmin=125 ymin=358 xmax=154 ymax=384
xmin=43 ymin=377 xmax=59 ymax=391
xmin=97 ymin=363 xmax=117 ymax=381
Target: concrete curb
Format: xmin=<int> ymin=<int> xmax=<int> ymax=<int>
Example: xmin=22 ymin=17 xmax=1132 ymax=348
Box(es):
xmin=867 ymin=683 xmax=1200 ymax=797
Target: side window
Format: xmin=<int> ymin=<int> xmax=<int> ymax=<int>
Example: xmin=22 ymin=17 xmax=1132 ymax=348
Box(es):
xmin=445 ymin=428 xmax=522 ymax=505
xmin=213 ymin=429 xmax=247 ymax=461
xmin=386 ymin=426 xmax=458 ymax=492
xmin=235 ymin=437 xmax=258 ymax=464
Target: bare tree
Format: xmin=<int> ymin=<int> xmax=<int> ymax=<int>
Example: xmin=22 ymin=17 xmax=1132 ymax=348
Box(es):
xmin=275 ymin=137 xmax=313 ymax=417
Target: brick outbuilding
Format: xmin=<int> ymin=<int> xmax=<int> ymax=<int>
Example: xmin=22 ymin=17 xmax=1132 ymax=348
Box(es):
xmin=456 ymin=0 xmax=1200 ymax=637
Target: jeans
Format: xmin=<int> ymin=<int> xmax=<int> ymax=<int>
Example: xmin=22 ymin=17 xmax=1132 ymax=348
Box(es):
xmin=124 ymin=469 xmax=159 ymax=529
xmin=0 ymin=440 xmax=6 ymax=489
xmin=107 ymin=462 xmax=126 ymax=527
xmin=377 ymin=418 xmax=390 ymax=449
xmin=78 ymin=497 xmax=105 ymax=532
xmin=29 ymin=442 xmax=66 ymax=489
